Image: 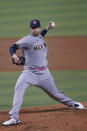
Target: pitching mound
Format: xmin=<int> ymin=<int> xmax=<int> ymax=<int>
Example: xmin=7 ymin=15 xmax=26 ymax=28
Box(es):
xmin=0 ymin=103 xmax=87 ymax=131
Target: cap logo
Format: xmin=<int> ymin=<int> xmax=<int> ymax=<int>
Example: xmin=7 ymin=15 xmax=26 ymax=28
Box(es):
xmin=33 ymin=21 xmax=37 ymax=24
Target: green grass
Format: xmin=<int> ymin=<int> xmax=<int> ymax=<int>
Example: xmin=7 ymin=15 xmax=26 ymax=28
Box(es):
xmin=0 ymin=0 xmax=87 ymax=37
xmin=0 ymin=70 xmax=87 ymax=111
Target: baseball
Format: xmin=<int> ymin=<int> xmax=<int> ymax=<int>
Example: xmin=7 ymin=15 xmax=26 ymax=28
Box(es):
xmin=51 ymin=22 xmax=55 ymax=27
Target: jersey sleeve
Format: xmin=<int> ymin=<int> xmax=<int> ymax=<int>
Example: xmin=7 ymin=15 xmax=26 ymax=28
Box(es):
xmin=40 ymin=29 xmax=48 ymax=37
xmin=9 ymin=44 xmax=19 ymax=56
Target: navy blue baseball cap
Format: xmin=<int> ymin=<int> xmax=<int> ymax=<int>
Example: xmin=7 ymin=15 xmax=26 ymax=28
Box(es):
xmin=30 ymin=19 xmax=41 ymax=28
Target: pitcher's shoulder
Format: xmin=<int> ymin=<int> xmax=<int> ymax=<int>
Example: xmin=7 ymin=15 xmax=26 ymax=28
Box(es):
xmin=20 ymin=34 xmax=34 ymax=44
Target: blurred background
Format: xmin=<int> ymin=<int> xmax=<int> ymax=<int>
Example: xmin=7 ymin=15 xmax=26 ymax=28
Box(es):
xmin=0 ymin=0 xmax=87 ymax=37
xmin=0 ymin=0 xmax=87 ymax=111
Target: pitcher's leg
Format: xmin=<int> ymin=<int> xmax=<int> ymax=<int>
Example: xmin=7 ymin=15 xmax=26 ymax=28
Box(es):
xmin=38 ymin=77 xmax=75 ymax=107
xmin=9 ymin=74 xmax=30 ymax=120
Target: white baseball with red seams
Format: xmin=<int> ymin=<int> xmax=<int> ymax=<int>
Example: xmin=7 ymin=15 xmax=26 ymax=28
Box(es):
xmin=51 ymin=22 xmax=55 ymax=27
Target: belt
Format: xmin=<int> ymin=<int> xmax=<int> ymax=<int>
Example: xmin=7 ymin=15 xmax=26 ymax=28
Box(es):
xmin=28 ymin=67 xmax=47 ymax=71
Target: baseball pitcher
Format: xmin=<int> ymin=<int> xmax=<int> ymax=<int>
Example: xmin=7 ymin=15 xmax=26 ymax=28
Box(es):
xmin=2 ymin=19 xmax=84 ymax=126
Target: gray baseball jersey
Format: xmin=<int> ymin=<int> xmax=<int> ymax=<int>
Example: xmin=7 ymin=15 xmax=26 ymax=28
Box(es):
xmin=15 ymin=34 xmax=48 ymax=68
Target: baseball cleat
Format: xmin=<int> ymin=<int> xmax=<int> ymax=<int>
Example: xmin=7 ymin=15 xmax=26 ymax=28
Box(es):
xmin=2 ymin=118 xmax=20 ymax=126
xmin=73 ymin=102 xmax=84 ymax=109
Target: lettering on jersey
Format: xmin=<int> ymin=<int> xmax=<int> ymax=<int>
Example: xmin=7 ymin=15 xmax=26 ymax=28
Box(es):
xmin=34 ymin=45 xmax=43 ymax=50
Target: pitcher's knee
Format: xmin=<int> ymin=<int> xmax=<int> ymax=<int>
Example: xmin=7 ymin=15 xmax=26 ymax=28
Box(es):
xmin=15 ymin=83 xmax=26 ymax=93
xmin=15 ymin=84 xmax=22 ymax=92
xmin=48 ymin=92 xmax=60 ymax=100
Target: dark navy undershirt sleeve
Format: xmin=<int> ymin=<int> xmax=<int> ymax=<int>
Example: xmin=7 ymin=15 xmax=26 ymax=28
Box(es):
xmin=40 ymin=29 xmax=48 ymax=37
xmin=9 ymin=44 xmax=19 ymax=56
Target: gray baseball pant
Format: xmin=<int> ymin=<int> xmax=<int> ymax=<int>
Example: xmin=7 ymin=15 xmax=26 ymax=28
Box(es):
xmin=9 ymin=68 xmax=75 ymax=120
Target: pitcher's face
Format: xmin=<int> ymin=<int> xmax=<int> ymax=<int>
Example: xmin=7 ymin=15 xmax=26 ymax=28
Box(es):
xmin=30 ymin=27 xmax=41 ymax=36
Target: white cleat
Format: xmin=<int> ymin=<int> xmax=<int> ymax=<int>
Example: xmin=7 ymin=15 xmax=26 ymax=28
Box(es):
xmin=73 ymin=102 xmax=84 ymax=109
xmin=2 ymin=118 xmax=20 ymax=126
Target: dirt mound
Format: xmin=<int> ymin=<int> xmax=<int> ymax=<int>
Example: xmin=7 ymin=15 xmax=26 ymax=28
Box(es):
xmin=0 ymin=103 xmax=87 ymax=131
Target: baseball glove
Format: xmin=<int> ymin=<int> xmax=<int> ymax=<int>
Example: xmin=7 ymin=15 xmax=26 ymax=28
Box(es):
xmin=12 ymin=56 xmax=25 ymax=66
